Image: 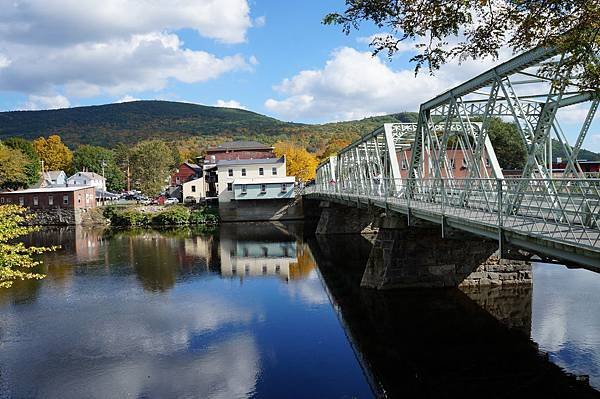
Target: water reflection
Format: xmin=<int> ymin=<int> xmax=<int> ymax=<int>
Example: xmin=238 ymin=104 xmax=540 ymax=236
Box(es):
xmin=0 ymin=223 xmax=371 ymax=399
xmin=309 ymin=235 xmax=600 ymax=397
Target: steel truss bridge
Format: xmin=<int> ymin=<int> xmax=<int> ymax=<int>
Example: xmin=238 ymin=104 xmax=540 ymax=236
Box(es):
xmin=305 ymin=47 xmax=600 ymax=269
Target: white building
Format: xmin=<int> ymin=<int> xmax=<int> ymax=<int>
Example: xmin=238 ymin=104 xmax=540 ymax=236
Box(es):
xmin=182 ymin=177 xmax=208 ymax=203
xmin=216 ymin=157 xmax=288 ymax=203
xmin=67 ymin=172 xmax=106 ymax=191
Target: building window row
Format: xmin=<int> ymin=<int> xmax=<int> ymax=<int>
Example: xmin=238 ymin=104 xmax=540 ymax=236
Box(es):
xmin=227 ymin=167 xmax=278 ymax=177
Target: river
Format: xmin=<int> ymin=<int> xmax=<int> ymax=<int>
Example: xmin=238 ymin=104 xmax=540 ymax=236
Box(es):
xmin=0 ymin=223 xmax=598 ymax=398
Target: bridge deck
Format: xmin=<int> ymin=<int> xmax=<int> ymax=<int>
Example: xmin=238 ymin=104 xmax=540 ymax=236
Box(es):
xmin=306 ymin=190 xmax=600 ymax=269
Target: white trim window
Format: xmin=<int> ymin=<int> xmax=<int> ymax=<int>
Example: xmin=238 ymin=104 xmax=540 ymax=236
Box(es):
xmin=241 ymin=168 xmax=246 ymax=177
xmin=259 ymin=167 xmax=264 ymax=176
xmin=281 ymin=184 xmax=287 ymax=193
xmin=228 ymin=169 xmax=233 ymax=177
xmin=63 ymin=195 xmax=69 ymax=205
xmin=48 ymin=195 xmax=54 ymax=206
xmin=227 ymin=183 xmax=233 ymax=191
xmin=33 ymin=196 xmax=39 ymax=206
xmin=18 ymin=197 xmax=24 ymax=206
xmin=272 ymin=167 xmax=277 ymax=176
xmin=260 ymin=184 xmax=267 ymax=193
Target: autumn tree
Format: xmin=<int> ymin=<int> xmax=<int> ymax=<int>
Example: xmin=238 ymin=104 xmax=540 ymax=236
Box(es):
xmin=325 ymin=1 xmax=600 ymax=89
xmin=4 ymin=137 xmax=41 ymax=187
xmin=0 ymin=205 xmax=55 ymax=288
xmin=130 ymin=140 xmax=176 ymax=196
xmin=73 ymin=145 xmax=125 ymax=192
xmin=0 ymin=144 xmax=30 ymax=189
xmin=33 ymin=135 xmax=73 ymax=172
xmin=274 ymin=142 xmax=319 ymax=183
xmin=319 ymin=138 xmax=352 ymax=161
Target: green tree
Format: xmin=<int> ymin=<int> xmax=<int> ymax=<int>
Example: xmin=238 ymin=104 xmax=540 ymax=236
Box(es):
xmin=488 ymin=118 xmax=527 ymax=170
xmin=0 ymin=205 xmax=55 ymax=288
xmin=325 ymin=1 xmax=600 ymax=89
xmin=0 ymin=144 xmax=29 ymax=189
xmin=33 ymin=135 xmax=73 ymax=172
xmin=3 ymin=137 xmax=41 ymax=186
xmin=130 ymin=140 xmax=175 ymax=196
xmin=73 ymin=145 xmax=125 ymax=192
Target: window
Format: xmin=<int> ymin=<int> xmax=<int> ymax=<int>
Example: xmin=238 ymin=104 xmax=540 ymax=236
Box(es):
xmin=175 ymin=176 xmax=180 ymax=184
xmin=83 ymin=180 xmax=87 ymax=184
xmin=272 ymin=167 xmax=277 ymax=175
xmin=19 ymin=197 xmax=24 ymax=206
xmin=191 ymin=185 xmax=196 ymax=193
xmin=241 ymin=184 xmax=247 ymax=193
xmin=228 ymin=169 xmax=233 ymax=177
xmin=260 ymin=184 xmax=267 ymax=193
xmin=48 ymin=195 xmax=53 ymax=205
xmin=227 ymin=183 xmax=233 ymax=191
xmin=241 ymin=168 xmax=246 ymax=177
xmin=281 ymin=184 xmax=287 ymax=193
xmin=77 ymin=194 xmax=82 ymax=204
xmin=485 ymin=158 xmax=491 ymax=167
xmin=259 ymin=167 xmax=264 ymax=176
xmin=401 ymin=160 xmax=408 ymax=170
xmin=33 ymin=196 xmax=38 ymax=206
xmin=63 ymin=195 xmax=69 ymax=205
xmin=449 ymin=159 xmax=456 ymax=169
xmin=0 ymin=197 xmax=4 ymax=204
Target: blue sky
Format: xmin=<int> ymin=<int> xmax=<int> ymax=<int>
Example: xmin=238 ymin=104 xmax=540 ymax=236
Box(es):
xmin=0 ymin=0 xmax=597 ymax=151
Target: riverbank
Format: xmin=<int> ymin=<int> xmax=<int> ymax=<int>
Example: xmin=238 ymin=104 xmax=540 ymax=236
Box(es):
xmin=103 ymin=204 xmax=219 ymax=227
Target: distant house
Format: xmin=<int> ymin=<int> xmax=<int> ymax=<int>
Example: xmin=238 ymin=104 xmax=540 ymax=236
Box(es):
xmin=216 ymin=156 xmax=294 ymax=203
xmin=204 ymin=140 xmax=276 ymax=163
xmin=32 ymin=170 xmax=67 ymax=188
xmin=182 ymin=177 xmax=207 ymax=203
xmin=0 ymin=186 xmax=97 ymax=210
xmin=171 ymin=162 xmax=202 ymax=187
xmin=67 ymin=172 xmax=106 ymax=191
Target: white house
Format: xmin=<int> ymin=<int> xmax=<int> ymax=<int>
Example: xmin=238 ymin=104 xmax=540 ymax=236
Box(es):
xmin=37 ymin=170 xmax=67 ymax=188
xmin=67 ymin=172 xmax=106 ymax=191
xmin=216 ymin=156 xmax=290 ymax=203
xmin=182 ymin=177 xmax=207 ymax=203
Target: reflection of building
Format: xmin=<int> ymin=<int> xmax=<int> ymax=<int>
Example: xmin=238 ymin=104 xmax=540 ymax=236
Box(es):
xmin=220 ymin=239 xmax=297 ymax=280
xmin=218 ymin=223 xmax=301 ymax=280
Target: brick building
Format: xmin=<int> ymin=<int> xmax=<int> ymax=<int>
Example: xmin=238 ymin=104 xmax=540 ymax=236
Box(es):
xmin=204 ymin=141 xmax=275 ymax=162
xmin=0 ymin=186 xmax=97 ymax=225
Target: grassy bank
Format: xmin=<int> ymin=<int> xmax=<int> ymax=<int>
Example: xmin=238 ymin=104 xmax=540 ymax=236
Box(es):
xmin=103 ymin=205 xmax=219 ymax=227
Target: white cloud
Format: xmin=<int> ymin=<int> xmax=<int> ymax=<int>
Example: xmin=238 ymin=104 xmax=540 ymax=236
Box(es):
xmin=216 ymin=99 xmax=247 ymax=109
xmin=0 ymin=0 xmax=252 ymax=45
xmin=265 ymin=46 xmax=512 ymax=122
xmin=0 ymin=0 xmax=255 ymax=109
xmin=117 ymin=95 xmax=141 ymax=103
xmin=0 ymin=32 xmax=250 ymax=100
xmin=254 ymin=15 xmax=267 ymax=28
xmin=22 ymin=94 xmax=70 ymax=110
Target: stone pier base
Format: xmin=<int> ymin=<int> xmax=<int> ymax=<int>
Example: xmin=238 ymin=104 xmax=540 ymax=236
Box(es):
xmin=361 ymin=216 xmax=531 ymax=289
xmin=315 ymin=202 xmax=375 ymax=235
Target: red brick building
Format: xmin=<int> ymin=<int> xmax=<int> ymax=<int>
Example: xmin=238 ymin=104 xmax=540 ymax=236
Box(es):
xmin=171 ymin=162 xmax=202 ymax=187
xmin=204 ymin=141 xmax=275 ymax=162
xmin=0 ymin=186 xmax=97 ymax=209
xmin=552 ymin=159 xmax=600 ymax=174
xmin=396 ymin=149 xmax=493 ymax=179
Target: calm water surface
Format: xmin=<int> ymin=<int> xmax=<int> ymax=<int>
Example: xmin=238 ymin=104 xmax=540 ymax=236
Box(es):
xmin=0 ymin=223 xmax=598 ymax=398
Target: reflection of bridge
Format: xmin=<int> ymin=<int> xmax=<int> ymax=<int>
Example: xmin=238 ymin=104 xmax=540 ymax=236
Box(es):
xmin=305 ymin=46 xmax=600 ymax=273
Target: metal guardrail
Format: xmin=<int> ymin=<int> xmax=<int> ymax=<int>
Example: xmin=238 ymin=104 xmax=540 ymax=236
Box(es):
xmin=303 ymin=177 xmax=600 ymax=252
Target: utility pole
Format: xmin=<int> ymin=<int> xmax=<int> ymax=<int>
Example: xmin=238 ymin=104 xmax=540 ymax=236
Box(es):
xmin=101 ymin=160 xmax=106 ymax=203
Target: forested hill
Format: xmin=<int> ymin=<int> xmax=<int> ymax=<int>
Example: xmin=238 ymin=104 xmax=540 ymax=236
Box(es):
xmin=0 ymin=100 xmax=415 ymax=149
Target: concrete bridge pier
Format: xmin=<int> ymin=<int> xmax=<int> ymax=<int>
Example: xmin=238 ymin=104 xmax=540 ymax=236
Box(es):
xmin=314 ymin=202 xmax=531 ymax=289
xmin=361 ymin=214 xmax=531 ymax=289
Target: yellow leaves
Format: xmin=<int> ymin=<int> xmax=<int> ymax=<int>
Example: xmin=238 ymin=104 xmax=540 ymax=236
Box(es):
xmin=0 ymin=205 xmax=54 ymax=288
xmin=274 ymin=141 xmax=319 ymax=183
xmin=33 ymin=134 xmax=73 ymax=171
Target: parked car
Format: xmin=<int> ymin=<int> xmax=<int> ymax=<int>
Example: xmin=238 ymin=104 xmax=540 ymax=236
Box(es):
xmin=165 ymin=197 xmax=179 ymax=205
xmin=184 ymin=196 xmax=197 ymax=204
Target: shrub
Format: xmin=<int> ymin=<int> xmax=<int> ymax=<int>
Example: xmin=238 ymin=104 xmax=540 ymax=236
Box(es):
xmin=152 ymin=205 xmax=190 ymax=226
xmin=189 ymin=207 xmax=219 ymax=225
xmin=110 ymin=209 xmax=151 ymax=226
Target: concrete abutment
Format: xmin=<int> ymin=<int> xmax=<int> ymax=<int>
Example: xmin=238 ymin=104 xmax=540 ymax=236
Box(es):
xmin=313 ymin=202 xmax=531 ymax=289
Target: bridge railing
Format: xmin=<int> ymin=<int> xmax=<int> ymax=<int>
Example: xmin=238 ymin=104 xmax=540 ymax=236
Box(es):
xmin=304 ymin=177 xmax=600 ymax=250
